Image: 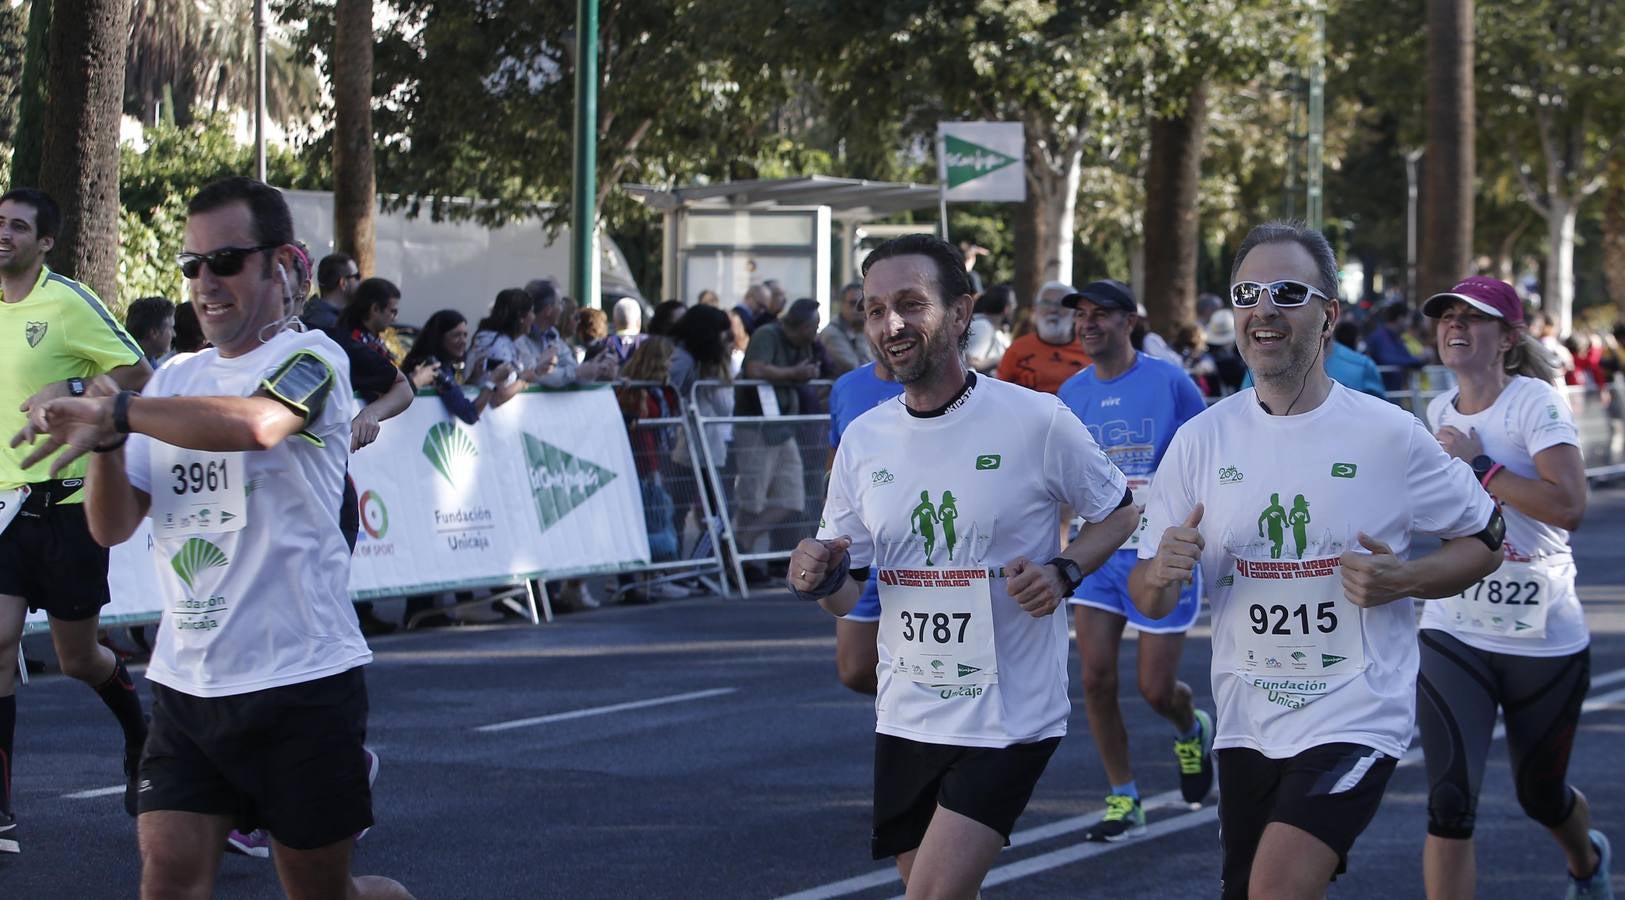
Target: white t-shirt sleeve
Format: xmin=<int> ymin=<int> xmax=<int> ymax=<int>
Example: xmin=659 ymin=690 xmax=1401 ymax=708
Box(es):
xmin=1044 ymin=401 xmax=1128 ymax=523
xmin=1405 ymin=415 xmax=1495 ymax=538
xmin=1136 ymin=429 xmax=1198 ymax=560
xmin=816 ymin=440 xmax=874 ymax=568
xmin=1519 ymin=380 xmax=1580 ymax=456
xmin=126 ymin=433 xmax=152 ymax=493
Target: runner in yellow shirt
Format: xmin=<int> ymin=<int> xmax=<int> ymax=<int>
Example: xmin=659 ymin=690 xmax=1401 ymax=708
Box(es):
xmin=0 ymin=188 xmax=153 ymax=853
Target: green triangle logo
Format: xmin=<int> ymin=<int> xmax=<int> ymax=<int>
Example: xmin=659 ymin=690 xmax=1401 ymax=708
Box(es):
xmin=522 ymin=433 xmax=617 ymax=531
xmin=945 ymin=134 xmax=1018 ymax=189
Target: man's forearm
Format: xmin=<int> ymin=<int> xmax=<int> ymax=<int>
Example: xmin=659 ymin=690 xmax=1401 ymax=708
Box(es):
xmin=1063 ymin=504 xmax=1139 ymax=577
xmin=1128 ymin=560 xmax=1183 ymax=619
xmin=127 ymin=395 xmax=305 ymax=452
xmin=366 ymin=376 xmax=414 ymax=422
xmin=817 ymin=576 xmax=862 ymax=618
xmin=84 ymin=450 xmax=148 ymax=547
xmin=108 ymin=360 xmax=153 ymax=393
xmin=1402 ymin=535 xmax=1501 ymax=600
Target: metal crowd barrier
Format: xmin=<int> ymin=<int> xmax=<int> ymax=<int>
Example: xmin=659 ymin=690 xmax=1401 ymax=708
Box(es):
xmin=687 ymin=379 xmax=834 ymax=598
xmin=612 ymin=380 xmax=732 ymax=602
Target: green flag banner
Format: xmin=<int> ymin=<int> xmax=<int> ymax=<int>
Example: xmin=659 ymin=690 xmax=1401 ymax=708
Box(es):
xmin=938 ymin=121 xmax=1025 ymax=202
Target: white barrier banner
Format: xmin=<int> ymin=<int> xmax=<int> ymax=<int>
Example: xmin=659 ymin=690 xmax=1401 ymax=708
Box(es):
xmin=27 ymin=388 xmax=649 ymax=627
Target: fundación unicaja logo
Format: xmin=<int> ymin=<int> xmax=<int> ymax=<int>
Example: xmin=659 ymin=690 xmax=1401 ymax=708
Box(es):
xmin=171 ymin=537 xmax=228 ymax=592
xmin=521 ymin=433 xmax=616 ymax=531
xmin=422 ymin=422 xmax=478 ymax=486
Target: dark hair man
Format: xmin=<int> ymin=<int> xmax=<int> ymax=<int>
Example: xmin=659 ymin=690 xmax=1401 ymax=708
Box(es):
xmin=790 ymin=233 xmax=1138 ymax=897
xmin=819 ymin=282 xmax=871 ymax=377
xmin=0 ymin=186 xmax=154 ymax=853
xmin=14 ymin=176 xmax=412 ymax=897
xmin=124 ymin=295 xmax=177 ymax=367
xmin=302 ymin=252 xmax=359 ymax=332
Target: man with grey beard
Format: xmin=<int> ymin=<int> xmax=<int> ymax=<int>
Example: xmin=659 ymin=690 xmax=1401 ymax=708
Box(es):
xmin=790 ymin=234 xmax=1136 ymax=899
xmin=996 ymin=280 xmax=1093 ymax=394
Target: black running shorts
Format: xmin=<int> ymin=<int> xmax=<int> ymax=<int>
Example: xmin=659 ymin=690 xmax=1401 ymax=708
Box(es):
xmin=0 ymin=497 xmax=111 ymax=621
xmin=1216 ymin=742 xmax=1397 ymax=900
xmin=871 ymin=732 xmax=1061 ymax=860
xmin=138 ymin=667 xmax=373 ymax=850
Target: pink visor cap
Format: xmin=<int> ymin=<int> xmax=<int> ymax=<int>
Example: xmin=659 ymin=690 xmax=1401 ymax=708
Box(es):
xmin=1422 ymin=276 xmax=1524 ymax=326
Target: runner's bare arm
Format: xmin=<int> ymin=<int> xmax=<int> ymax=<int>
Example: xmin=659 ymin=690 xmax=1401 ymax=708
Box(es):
xmin=1339 ymin=531 xmax=1500 ymax=607
xmin=1129 ymin=505 xmax=1205 ymax=619
xmin=1061 ymin=501 xmax=1140 ymax=579
xmin=1479 ymin=444 xmax=1588 ymax=532
xmin=14 ymin=361 xmax=152 ymax=421
xmin=84 ymin=448 xmax=151 ymax=547
xmin=352 ymin=369 xmax=413 ymax=451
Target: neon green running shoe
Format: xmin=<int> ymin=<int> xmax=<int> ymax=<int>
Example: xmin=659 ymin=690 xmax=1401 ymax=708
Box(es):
xmin=1175 ymin=708 xmax=1215 ymax=805
xmin=1081 ymin=793 xmax=1145 ymax=843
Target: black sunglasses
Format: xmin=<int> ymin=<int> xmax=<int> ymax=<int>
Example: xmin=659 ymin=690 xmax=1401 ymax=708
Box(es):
xmin=1230 ymin=279 xmax=1330 ymax=309
xmin=176 ymin=244 xmax=279 ymax=279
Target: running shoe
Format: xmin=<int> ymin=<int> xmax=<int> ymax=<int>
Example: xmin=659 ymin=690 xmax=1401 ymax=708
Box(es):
xmin=1081 ymin=793 xmax=1145 ymax=843
xmin=1175 ymin=709 xmax=1216 ymax=806
xmin=224 ymin=829 xmax=270 ymax=858
xmin=1567 ymin=829 xmax=1615 ymax=899
xmin=0 ymin=811 xmax=18 ymax=854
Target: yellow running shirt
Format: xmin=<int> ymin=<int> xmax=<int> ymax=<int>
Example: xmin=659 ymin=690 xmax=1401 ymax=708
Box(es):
xmin=0 ymin=266 xmax=143 ymax=495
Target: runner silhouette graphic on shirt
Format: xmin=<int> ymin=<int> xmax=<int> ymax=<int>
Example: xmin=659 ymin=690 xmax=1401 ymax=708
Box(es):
xmin=911 ymin=491 xmax=940 ymax=565
xmin=1259 ymin=493 xmax=1288 ymax=559
xmin=1288 ymin=494 xmax=1312 ymax=559
xmin=938 ymin=491 xmax=959 ymax=561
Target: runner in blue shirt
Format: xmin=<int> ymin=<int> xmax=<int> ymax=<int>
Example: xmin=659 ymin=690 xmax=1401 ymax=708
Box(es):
xmin=827 ymin=360 xmax=904 ymax=695
xmin=1056 ymin=280 xmax=1215 ymax=841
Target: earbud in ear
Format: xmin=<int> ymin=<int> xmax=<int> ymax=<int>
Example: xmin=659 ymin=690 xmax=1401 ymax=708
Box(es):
xmin=1322 ymin=318 xmax=1331 ymax=334
xmin=276 ymin=263 xmax=289 ymax=284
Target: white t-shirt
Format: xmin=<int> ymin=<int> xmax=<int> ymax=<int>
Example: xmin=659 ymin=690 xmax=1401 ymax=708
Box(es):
xmin=1137 ymin=384 xmax=1494 ymax=759
xmin=818 ymin=374 xmax=1127 ymax=748
xmin=128 ymin=329 xmax=371 ymax=698
xmin=1422 ymin=376 xmax=1586 ymax=656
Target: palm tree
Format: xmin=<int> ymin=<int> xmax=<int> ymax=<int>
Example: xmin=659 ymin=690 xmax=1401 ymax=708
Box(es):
xmin=1420 ymin=0 xmax=1474 ymax=301
xmin=125 ymin=0 xmax=319 ymax=127
xmin=42 ymin=0 xmax=133 ymax=305
xmin=332 ymin=0 xmax=375 ymax=274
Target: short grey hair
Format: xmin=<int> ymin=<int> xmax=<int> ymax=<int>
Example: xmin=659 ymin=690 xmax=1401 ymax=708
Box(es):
xmin=524 ymin=278 xmax=560 ymax=310
xmin=1037 ymin=280 xmax=1076 ymax=302
xmin=1230 ymin=220 xmax=1339 ymax=300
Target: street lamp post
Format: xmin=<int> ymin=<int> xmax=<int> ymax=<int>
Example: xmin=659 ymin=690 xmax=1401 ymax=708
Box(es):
xmin=254 ymin=0 xmax=267 ymax=181
xmin=570 ymin=0 xmax=599 ymax=309
xmin=1406 ymin=149 xmax=1423 ymax=303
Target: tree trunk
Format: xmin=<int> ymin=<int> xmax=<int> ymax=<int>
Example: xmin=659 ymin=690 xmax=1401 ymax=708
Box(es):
xmin=1141 ymin=78 xmax=1209 ymax=338
xmin=332 ymin=0 xmax=376 ymax=275
xmin=1037 ymin=142 xmax=1083 ymax=286
xmin=11 ymin=0 xmax=51 ymax=187
xmin=39 ymin=0 xmax=130 ymax=307
xmin=1420 ymin=0 xmax=1474 ymax=301
xmin=1543 ymin=196 xmax=1577 ymax=337
xmin=1012 ymin=135 xmax=1048 ymax=311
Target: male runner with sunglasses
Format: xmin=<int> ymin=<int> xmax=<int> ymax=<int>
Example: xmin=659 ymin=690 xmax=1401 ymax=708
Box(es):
xmin=14 ymin=177 xmax=411 ymax=898
xmin=1130 ymin=220 xmax=1504 ymax=899
xmin=0 ymin=188 xmax=154 ymax=853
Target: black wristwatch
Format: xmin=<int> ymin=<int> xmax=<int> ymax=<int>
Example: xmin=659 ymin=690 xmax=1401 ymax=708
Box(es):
xmin=1048 ymin=556 xmax=1084 ymax=596
xmin=1469 ymin=454 xmax=1496 ymax=482
xmin=66 ymin=376 xmax=86 ymax=397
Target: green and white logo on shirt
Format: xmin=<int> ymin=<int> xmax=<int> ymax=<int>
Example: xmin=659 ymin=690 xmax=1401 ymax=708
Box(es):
xmin=1330 ymin=462 xmax=1358 ymax=479
xmin=1258 ymin=492 xmax=1314 ymax=560
xmin=909 ymin=489 xmax=963 ymax=566
xmin=170 ymin=537 xmax=228 ymax=591
xmin=422 ymin=422 xmax=477 ymax=486
xmin=974 ymin=454 xmax=1001 ymax=470
xmin=24 ymin=321 xmax=46 ymax=347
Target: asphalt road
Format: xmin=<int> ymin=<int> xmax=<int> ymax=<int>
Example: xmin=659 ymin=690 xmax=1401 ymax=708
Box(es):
xmin=5 ymin=485 xmax=1625 ymax=899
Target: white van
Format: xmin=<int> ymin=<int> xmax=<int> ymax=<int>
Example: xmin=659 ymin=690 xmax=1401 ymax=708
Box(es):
xmin=280 ymin=188 xmax=646 ymax=328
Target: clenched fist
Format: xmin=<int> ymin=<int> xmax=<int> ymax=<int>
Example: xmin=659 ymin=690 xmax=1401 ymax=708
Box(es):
xmin=788 ymin=535 xmax=853 ymax=594
xmin=1147 ymin=504 xmax=1205 ymax=589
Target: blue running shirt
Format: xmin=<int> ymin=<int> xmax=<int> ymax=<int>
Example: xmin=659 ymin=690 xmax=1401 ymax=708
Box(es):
xmin=1057 ymin=352 xmax=1206 ymax=495
xmin=828 ymin=363 xmax=905 ymax=622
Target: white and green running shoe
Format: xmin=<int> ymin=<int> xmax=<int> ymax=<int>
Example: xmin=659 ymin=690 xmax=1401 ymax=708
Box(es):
xmin=1081 ymin=793 xmax=1146 ymax=843
xmin=1567 ymin=829 xmax=1614 ymax=899
xmin=1175 ymin=708 xmax=1216 ymax=806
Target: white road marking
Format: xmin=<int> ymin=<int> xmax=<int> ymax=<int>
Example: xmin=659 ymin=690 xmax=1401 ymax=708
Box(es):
xmin=783 ymin=665 xmax=1625 ymax=899
xmin=474 ymin=687 xmax=738 ymax=733
xmin=62 ymin=785 xmax=125 ymax=800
